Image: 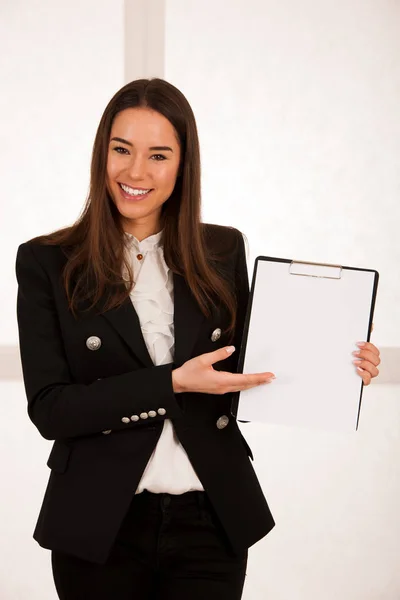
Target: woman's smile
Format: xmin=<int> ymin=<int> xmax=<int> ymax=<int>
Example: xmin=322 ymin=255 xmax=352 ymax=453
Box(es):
xmin=117 ymin=182 xmax=154 ymax=201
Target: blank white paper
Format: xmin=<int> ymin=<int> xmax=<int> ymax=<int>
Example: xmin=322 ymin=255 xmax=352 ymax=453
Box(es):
xmin=236 ymin=259 xmax=377 ymax=433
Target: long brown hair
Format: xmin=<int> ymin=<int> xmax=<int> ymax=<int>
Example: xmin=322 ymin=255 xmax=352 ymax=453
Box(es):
xmin=34 ymin=78 xmax=241 ymax=340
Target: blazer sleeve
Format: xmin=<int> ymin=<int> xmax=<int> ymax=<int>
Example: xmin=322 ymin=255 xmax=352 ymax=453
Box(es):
xmin=15 ymin=242 xmax=183 ymax=441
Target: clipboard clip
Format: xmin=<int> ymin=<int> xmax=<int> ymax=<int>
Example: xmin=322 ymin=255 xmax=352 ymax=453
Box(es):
xmin=289 ymin=260 xmax=342 ymax=280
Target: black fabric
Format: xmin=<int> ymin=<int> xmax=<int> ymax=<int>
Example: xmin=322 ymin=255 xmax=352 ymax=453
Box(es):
xmin=51 ymin=490 xmax=248 ymax=599
xmin=16 ymin=223 xmax=275 ymax=566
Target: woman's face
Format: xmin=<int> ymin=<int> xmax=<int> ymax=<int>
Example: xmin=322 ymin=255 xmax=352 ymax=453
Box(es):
xmin=106 ymin=107 xmax=181 ymax=238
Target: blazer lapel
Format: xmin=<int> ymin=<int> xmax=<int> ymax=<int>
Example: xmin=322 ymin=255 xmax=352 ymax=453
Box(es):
xmin=173 ymin=272 xmax=206 ymax=368
xmin=101 ymin=272 xmax=205 ymax=369
xmin=101 ymin=297 xmax=154 ymax=368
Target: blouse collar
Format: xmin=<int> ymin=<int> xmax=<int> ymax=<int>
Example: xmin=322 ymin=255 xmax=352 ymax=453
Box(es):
xmin=124 ymin=229 xmax=164 ymax=253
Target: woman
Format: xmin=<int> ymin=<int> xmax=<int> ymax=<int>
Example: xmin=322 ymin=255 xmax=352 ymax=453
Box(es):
xmin=15 ymin=78 xmax=380 ymax=600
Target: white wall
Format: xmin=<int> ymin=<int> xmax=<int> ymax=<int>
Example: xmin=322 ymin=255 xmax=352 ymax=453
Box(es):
xmin=165 ymin=0 xmax=400 ymax=598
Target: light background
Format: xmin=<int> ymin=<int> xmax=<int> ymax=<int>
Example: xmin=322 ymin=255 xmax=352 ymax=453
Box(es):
xmin=1 ymin=0 xmax=399 ymax=598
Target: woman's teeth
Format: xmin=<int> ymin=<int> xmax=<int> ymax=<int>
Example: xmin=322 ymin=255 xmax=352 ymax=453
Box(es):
xmin=119 ymin=183 xmax=151 ymax=196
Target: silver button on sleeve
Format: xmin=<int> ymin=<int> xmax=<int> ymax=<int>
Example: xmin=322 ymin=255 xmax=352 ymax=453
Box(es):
xmin=121 ymin=417 xmax=130 ymax=424
xmin=157 ymin=408 xmax=166 ymax=416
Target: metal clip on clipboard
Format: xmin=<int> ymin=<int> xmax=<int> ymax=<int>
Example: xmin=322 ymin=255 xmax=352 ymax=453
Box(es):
xmin=289 ymin=260 xmax=343 ymax=280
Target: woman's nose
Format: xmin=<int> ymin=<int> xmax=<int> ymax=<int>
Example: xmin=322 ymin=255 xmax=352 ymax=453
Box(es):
xmin=127 ymin=156 xmax=148 ymax=179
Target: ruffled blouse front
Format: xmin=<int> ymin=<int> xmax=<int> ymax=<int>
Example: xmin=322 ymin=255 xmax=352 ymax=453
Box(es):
xmin=125 ymin=229 xmax=174 ymax=366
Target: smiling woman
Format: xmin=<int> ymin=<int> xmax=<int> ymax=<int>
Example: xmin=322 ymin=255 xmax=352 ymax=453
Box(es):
xmin=15 ymin=78 xmax=277 ymax=600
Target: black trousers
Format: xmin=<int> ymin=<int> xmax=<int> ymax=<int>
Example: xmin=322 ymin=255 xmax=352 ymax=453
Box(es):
xmin=51 ymin=489 xmax=248 ymax=599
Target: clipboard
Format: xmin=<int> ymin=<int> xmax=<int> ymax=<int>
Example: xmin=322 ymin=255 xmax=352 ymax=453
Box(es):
xmin=231 ymin=257 xmax=379 ymax=433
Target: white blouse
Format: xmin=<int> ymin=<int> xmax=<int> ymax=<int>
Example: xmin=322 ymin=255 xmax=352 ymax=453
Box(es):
xmin=124 ymin=229 xmax=204 ymax=495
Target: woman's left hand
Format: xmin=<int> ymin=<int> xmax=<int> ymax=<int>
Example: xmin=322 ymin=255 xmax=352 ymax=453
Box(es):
xmin=352 ymin=334 xmax=381 ymax=386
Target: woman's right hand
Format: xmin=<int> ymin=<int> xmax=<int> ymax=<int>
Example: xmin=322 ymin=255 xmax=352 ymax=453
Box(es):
xmin=172 ymin=346 xmax=275 ymax=394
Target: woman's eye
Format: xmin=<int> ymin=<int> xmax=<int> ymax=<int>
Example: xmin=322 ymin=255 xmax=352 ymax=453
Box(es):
xmin=151 ymin=154 xmax=166 ymax=161
xmin=114 ymin=146 xmax=129 ymax=154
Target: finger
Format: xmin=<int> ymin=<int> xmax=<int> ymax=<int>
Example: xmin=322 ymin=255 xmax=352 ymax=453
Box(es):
xmin=353 ymin=349 xmax=381 ymax=367
xmin=356 ymin=341 xmax=380 ymax=357
xmin=225 ymin=380 xmax=274 ymax=393
xmin=237 ymin=377 xmax=275 ymax=391
xmin=202 ymin=346 xmax=237 ymax=366
xmin=220 ymin=371 xmax=275 ymax=392
xmin=357 ymin=366 xmax=372 ymax=386
xmin=353 ymin=360 xmax=379 ymax=378
xmin=245 ymin=374 xmax=275 ymax=391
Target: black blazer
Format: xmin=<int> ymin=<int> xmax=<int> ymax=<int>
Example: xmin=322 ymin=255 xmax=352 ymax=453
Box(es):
xmin=16 ymin=223 xmax=275 ymax=564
